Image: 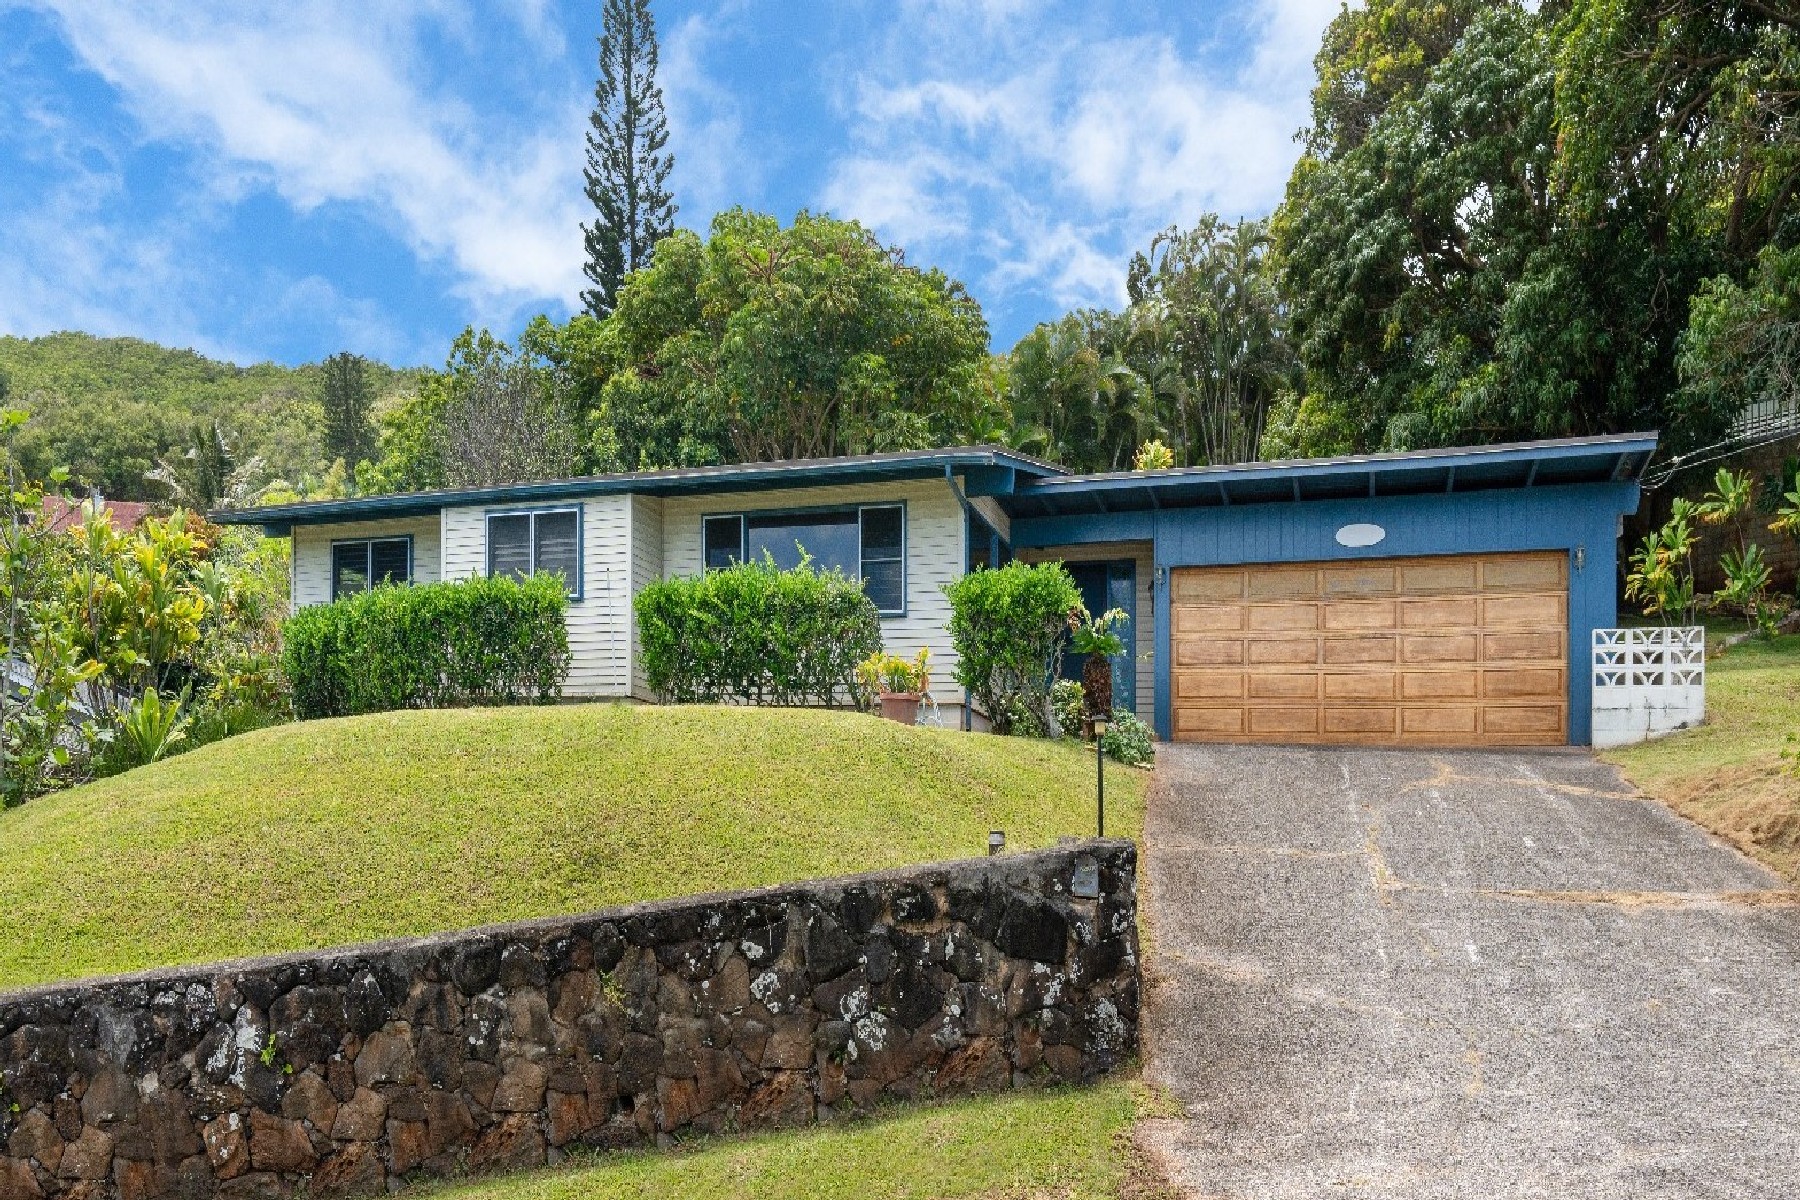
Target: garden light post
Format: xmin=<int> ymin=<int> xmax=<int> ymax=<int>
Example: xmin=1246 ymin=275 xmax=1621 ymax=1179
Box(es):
xmin=1092 ymin=715 xmax=1107 ymax=838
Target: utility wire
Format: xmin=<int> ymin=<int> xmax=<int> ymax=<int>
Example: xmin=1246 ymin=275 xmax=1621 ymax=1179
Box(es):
xmin=1641 ymin=418 xmax=1800 ymax=491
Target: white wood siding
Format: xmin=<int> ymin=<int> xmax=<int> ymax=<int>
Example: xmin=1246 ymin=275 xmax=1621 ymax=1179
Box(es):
xmin=660 ymin=478 xmax=967 ymax=706
xmin=440 ymin=498 xmax=634 ymax=698
xmin=628 ymin=495 xmax=664 ymax=700
xmin=291 ymin=517 xmax=442 ymax=608
xmin=1019 ymin=541 xmax=1156 ymax=717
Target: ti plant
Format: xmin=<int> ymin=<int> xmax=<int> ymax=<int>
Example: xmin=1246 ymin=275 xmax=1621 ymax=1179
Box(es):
xmin=1625 ymin=499 xmax=1700 ymax=626
xmin=855 ymin=648 xmax=930 ymax=697
xmin=1697 ymin=468 xmax=1780 ymax=634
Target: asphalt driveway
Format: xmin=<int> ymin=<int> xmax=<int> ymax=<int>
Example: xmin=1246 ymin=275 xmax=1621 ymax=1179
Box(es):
xmin=1138 ymin=744 xmax=1800 ymax=1200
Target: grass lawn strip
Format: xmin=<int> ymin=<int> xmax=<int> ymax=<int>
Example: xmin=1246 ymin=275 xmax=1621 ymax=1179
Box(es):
xmin=0 ymin=704 xmax=1145 ymax=991
xmin=424 ymin=1082 xmax=1157 ymax=1200
xmin=1603 ymin=634 xmax=1800 ymax=882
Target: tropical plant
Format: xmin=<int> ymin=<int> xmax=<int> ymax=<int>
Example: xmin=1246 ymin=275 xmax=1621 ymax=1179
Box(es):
xmin=105 ymin=688 xmax=190 ymax=771
xmin=856 ymin=648 xmax=930 ymax=697
xmin=1051 ymin=679 xmax=1085 ymax=737
xmin=1132 ymin=440 xmax=1175 ymax=471
xmin=146 ymin=420 xmax=267 ymax=510
xmin=1069 ymin=606 xmax=1129 ymax=718
xmin=1772 ymin=487 xmax=1800 ymax=540
xmin=945 ymin=561 xmax=1082 ymax=736
xmin=1625 ymin=499 xmax=1701 ymax=625
xmin=1696 ymin=468 xmax=1776 ymax=629
xmin=1716 ymin=543 xmax=1776 ymax=633
xmin=1099 ymin=708 xmax=1155 ymax=767
xmin=1126 ymin=215 xmax=1295 ymax=466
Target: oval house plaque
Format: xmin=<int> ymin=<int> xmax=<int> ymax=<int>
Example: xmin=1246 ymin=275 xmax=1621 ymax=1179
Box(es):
xmin=1335 ymin=522 xmax=1387 ymax=548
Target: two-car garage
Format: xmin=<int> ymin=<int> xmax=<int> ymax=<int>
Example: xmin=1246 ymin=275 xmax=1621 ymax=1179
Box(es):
xmin=1170 ymin=552 xmax=1569 ymax=746
xmin=1001 ymin=433 xmax=1660 ymax=749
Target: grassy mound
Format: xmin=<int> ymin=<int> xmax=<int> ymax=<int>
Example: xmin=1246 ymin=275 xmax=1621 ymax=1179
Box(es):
xmin=0 ymin=705 xmax=1143 ymax=991
xmin=1605 ymin=634 xmax=1800 ymax=881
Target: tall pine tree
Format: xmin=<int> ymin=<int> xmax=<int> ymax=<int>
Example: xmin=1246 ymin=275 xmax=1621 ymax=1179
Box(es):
xmin=319 ymin=351 xmax=377 ymax=467
xmin=582 ymin=0 xmax=676 ymax=317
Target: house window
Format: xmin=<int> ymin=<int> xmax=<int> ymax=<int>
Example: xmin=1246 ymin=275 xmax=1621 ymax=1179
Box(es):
xmin=703 ymin=514 xmax=744 ymax=571
xmin=701 ymin=504 xmax=906 ymax=615
xmin=487 ymin=508 xmax=581 ymax=596
xmin=331 ymin=537 xmax=412 ymax=600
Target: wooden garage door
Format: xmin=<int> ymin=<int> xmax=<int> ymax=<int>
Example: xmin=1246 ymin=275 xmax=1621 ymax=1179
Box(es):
xmin=1172 ymin=552 xmax=1568 ymax=746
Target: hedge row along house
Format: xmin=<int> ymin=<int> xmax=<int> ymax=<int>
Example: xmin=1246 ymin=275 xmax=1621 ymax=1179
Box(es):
xmin=214 ymin=433 xmax=1658 ymax=747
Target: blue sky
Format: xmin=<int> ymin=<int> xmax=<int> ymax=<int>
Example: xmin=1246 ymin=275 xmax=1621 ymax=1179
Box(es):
xmin=0 ymin=0 xmax=1336 ymax=368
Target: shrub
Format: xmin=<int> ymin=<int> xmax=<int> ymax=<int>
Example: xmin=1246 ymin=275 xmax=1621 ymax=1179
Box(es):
xmin=635 ymin=555 xmax=882 ymax=707
xmin=1051 ymin=679 xmax=1085 ymax=737
xmin=946 ymin=561 xmax=1082 ymax=735
xmin=1100 ymin=708 xmax=1155 ymax=766
xmin=282 ymin=574 xmax=571 ymax=719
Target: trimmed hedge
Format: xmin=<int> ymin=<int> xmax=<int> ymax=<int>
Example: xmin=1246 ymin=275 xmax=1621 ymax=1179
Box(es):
xmin=283 ymin=574 xmax=571 ymax=719
xmin=635 ymin=557 xmax=882 ymax=706
xmin=946 ymin=561 xmax=1082 ymax=735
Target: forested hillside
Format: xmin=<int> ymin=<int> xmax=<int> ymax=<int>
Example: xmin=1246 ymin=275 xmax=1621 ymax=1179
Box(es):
xmin=0 ymin=333 xmax=415 ymax=502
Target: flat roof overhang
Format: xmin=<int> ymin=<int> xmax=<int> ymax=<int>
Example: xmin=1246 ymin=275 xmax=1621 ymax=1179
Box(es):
xmin=211 ymin=446 xmax=1061 ymax=535
xmin=997 ymin=433 xmax=1659 ymax=519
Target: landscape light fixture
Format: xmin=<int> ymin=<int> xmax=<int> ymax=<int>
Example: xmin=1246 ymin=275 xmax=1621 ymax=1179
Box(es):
xmin=1092 ymin=715 xmax=1108 ymax=838
xmin=988 ymin=829 xmax=1006 ymax=856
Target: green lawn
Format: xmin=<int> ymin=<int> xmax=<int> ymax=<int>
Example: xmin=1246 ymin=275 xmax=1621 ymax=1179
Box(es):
xmin=1604 ymin=634 xmax=1800 ymax=882
xmin=0 ymin=704 xmax=1144 ymax=991
xmin=428 ymin=1083 xmax=1161 ymax=1200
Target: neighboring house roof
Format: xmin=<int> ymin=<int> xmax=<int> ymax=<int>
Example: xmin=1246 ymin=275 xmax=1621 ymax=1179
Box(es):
xmin=209 ymin=433 xmax=1660 ymax=533
xmin=43 ymin=496 xmax=153 ymax=533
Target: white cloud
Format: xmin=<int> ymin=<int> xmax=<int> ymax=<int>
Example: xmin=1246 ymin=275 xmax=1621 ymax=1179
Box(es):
xmin=24 ymin=0 xmax=590 ymax=322
xmin=659 ymin=2 xmax=758 ymax=227
xmin=818 ymin=0 xmax=1338 ymax=329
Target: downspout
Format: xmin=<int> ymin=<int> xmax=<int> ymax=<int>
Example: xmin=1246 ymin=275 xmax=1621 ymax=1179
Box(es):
xmin=944 ymin=466 xmax=977 ymax=732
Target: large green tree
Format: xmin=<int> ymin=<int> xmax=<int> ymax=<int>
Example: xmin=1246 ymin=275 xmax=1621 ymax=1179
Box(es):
xmin=318 ymin=351 xmax=377 ymax=468
xmin=582 ymin=0 xmax=677 ymax=317
xmin=1272 ymin=0 xmax=1797 ymax=459
xmin=592 ymin=209 xmax=999 ymax=469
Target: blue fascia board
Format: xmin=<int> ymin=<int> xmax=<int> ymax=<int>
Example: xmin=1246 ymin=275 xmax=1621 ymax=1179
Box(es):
xmin=210 ymin=446 xmax=1062 ymax=528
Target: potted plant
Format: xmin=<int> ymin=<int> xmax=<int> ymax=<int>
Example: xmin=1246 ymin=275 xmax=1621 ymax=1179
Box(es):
xmin=856 ymin=648 xmax=931 ymax=725
xmin=1069 ymin=607 xmax=1129 ymax=727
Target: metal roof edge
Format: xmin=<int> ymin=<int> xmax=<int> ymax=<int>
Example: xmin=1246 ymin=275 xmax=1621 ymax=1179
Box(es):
xmin=1018 ymin=432 xmax=1662 ymax=493
xmin=210 ymin=445 xmax=1066 ymax=526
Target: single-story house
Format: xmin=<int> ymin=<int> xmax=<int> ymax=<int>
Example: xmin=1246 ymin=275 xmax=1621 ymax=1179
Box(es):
xmin=213 ymin=432 xmax=1658 ymax=748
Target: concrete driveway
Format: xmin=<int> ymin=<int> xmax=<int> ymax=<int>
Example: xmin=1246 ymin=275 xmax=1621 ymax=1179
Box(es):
xmin=1138 ymin=745 xmax=1800 ymax=1200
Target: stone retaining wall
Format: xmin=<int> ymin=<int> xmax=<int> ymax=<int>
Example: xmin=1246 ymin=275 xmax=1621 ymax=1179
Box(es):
xmin=0 ymin=841 xmax=1138 ymax=1200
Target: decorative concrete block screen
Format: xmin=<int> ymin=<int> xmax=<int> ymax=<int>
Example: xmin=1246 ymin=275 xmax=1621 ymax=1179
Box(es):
xmin=0 ymin=842 xmax=1137 ymax=1200
xmin=1591 ymin=627 xmax=1706 ymax=749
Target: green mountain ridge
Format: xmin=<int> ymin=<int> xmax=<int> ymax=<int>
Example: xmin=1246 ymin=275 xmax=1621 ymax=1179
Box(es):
xmin=0 ymin=331 xmax=414 ymax=501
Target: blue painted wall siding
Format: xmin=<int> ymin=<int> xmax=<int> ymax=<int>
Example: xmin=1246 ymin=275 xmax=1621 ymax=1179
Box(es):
xmin=1011 ymin=481 xmax=1641 ymax=746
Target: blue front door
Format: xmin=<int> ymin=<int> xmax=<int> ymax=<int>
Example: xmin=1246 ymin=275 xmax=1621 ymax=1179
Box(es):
xmin=1062 ymin=560 xmax=1136 ymax=713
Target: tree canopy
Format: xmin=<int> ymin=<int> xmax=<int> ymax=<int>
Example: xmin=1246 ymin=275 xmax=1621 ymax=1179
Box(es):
xmin=588 ymin=209 xmax=1001 ymax=469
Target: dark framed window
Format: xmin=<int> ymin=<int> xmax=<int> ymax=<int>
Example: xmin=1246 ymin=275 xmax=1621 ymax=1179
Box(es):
xmin=331 ymin=537 xmax=412 ymax=600
xmin=699 ymin=503 xmax=906 ymax=615
xmin=703 ymin=514 xmax=744 ymax=571
xmin=486 ymin=508 xmax=581 ymax=596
